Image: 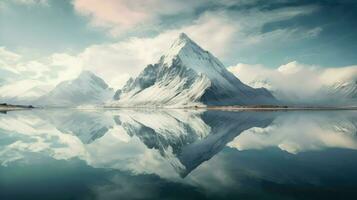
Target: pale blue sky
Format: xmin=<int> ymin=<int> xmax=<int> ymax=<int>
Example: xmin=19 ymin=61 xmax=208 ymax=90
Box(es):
xmin=0 ymin=0 xmax=110 ymax=59
xmin=1 ymin=0 xmax=357 ymax=90
xmin=1 ymin=0 xmax=357 ymax=66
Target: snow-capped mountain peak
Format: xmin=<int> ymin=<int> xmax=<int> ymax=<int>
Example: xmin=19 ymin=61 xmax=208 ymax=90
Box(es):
xmin=170 ymin=33 xmax=193 ymax=49
xmin=37 ymin=70 xmax=114 ymax=106
xmin=75 ymin=70 xmax=110 ymax=90
xmin=160 ymin=33 xmax=255 ymax=94
xmin=111 ymin=33 xmax=276 ymax=107
xmin=161 ymin=33 xmax=224 ymax=74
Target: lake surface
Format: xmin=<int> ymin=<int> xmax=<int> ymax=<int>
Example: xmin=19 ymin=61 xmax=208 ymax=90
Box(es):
xmin=0 ymin=109 xmax=357 ymax=200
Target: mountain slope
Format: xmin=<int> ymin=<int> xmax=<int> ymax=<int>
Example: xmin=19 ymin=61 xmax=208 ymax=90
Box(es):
xmin=37 ymin=71 xmax=113 ymax=106
xmin=111 ymin=33 xmax=276 ymax=107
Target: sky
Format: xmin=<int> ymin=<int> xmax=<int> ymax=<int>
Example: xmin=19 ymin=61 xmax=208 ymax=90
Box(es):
xmin=1 ymin=0 xmax=357 ymax=94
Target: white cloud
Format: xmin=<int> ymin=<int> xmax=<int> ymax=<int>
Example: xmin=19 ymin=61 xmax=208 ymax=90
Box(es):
xmin=72 ymin=0 xmax=320 ymax=42
xmin=0 ymin=47 xmax=22 ymax=66
xmin=320 ymin=66 xmax=357 ymax=85
xmin=72 ymin=0 xmax=202 ymax=36
xmin=9 ymin=0 xmax=48 ymax=6
xmin=228 ymin=61 xmax=357 ymax=102
xmin=77 ymin=39 xmax=164 ymax=88
xmin=0 ymin=79 xmax=48 ymax=99
xmin=49 ymin=53 xmax=83 ymax=83
xmin=1 ymin=47 xmax=47 ymax=79
xmin=0 ymin=47 xmax=83 ymax=100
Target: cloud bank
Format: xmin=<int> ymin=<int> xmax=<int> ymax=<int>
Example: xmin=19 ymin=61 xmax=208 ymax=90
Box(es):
xmin=228 ymin=61 xmax=357 ymax=103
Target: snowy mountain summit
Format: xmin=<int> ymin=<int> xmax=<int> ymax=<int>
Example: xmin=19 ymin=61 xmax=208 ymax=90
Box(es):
xmin=37 ymin=71 xmax=113 ymax=106
xmin=112 ymin=33 xmax=276 ymax=107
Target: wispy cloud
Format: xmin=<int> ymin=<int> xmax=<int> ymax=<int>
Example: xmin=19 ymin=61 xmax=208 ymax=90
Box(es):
xmin=5 ymin=0 xmax=48 ymax=6
xmin=72 ymin=0 xmax=203 ymax=37
xmin=0 ymin=47 xmax=82 ymax=98
xmin=72 ymin=0 xmax=320 ymax=39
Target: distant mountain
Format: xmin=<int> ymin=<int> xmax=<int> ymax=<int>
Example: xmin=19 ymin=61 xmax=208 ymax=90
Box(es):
xmin=111 ymin=33 xmax=276 ymax=107
xmin=233 ymin=66 xmax=357 ymax=106
xmin=314 ymin=67 xmax=357 ymax=105
xmin=246 ymin=78 xmax=317 ymax=104
xmin=249 ymin=78 xmax=357 ymax=105
xmin=37 ymin=71 xmax=114 ymax=106
xmin=327 ymin=79 xmax=357 ymax=99
xmin=0 ymin=80 xmax=52 ymax=105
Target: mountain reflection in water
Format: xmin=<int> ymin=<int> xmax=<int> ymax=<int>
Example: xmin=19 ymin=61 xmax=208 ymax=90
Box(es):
xmin=0 ymin=109 xmax=357 ymax=200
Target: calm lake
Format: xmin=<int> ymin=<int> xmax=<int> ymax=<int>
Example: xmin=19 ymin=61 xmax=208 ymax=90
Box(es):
xmin=0 ymin=109 xmax=357 ymax=200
